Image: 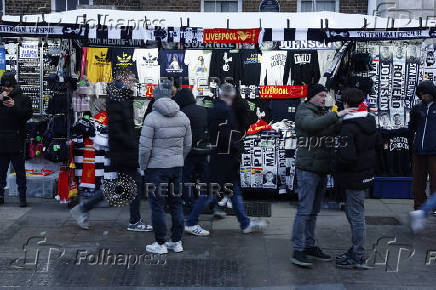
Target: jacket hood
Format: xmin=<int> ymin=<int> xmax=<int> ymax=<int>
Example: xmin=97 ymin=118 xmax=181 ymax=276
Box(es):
xmin=174 ymin=88 xmax=196 ymax=108
xmin=153 ymin=98 xmax=180 ymax=117
xmin=343 ymin=112 xmax=376 ymax=135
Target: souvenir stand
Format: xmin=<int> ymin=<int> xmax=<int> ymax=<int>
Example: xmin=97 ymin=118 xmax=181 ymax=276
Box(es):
xmin=2 ymin=10 xmax=434 ymax=204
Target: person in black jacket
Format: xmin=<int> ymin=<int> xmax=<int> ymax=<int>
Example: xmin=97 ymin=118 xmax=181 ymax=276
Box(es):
xmin=71 ymin=69 xmax=152 ymax=232
xmin=335 ymin=88 xmax=377 ymax=269
xmin=173 ymin=88 xmax=208 ymax=212
xmin=184 ymin=83 xmax=268 ymax=236
xmin=0 ymin=73 xmax=32 ymax=207
xmin=408 ymin=80 xmax=436 ymax=210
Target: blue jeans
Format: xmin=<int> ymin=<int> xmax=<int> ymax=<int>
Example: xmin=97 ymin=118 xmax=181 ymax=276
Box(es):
xmin=292 ymin=169 xmax=327 ymax=252
xmin=186 ymin=181 xmax=250 ymax=230
xmin=420 ymin=192 xmax=436 ymax=217
xmin=345 ymin=189 xmax=367 ymax=260
xmin=182 ymin=154 xmax=208 ymax=210
xmin=146 ymin=167 xmax=184 ymax=244
xmin=81 ymin=170 xmax=143 ymax=225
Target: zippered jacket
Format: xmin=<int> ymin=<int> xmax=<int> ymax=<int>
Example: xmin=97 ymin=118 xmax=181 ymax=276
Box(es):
xmin=409 ymin=101 xmax=436 ymax=155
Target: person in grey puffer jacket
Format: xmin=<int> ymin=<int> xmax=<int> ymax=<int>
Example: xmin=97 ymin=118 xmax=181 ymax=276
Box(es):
xmin=139 ymin=80 xmax=192 ymax=255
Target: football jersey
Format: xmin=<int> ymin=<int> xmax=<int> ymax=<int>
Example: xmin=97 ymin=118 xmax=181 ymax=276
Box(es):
xmin=86 ymin=48 xmax=112 ymax=83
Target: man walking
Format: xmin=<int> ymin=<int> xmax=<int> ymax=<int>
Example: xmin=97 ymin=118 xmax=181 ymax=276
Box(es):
xmin=184 ymin=83 xmax=268 ymax=236
xmin=291 ymin=84 xmax=354 ymax=267
xmin=140 ymin=80 xmax=192 ymax=254
xmin=409 ymin=80 xmax=436 ymax=210
xmin=334 ymin=88 xmax=377 ymax=269
xmin=0 ymin=73 xmax=32 ymax=207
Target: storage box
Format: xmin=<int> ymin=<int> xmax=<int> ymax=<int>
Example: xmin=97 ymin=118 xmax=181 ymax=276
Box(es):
xmin=372 ymin=177 xmax=413 ymax=199
xmin=7 ymin=174 xmax=57 ymax=198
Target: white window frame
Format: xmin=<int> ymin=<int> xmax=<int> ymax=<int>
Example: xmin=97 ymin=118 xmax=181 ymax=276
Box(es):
xmin=297 ymin=0 xmax=339 ymax=12
xmin=201 ymin=0 xmax=242 ymax=12
xmin=52 ymin=0 xmax=92 ymax=12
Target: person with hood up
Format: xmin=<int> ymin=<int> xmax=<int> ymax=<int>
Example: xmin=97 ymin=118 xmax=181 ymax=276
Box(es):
xmin=408 ymin=80 xmax=436 ymax=211
xmin=139 ymin=80 xmax=192 ymax=254
xmin=0 ymin=72 xmax=32 ymax=207
xmin=173 ymin=88 xmax=209 ymax=213
xmin=291 ymin=84 xmax=355 ymax=268
xmin=334 ymin=88 xmax=377 ymax=270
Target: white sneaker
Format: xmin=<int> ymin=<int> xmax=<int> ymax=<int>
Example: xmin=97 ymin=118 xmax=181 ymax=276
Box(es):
xmin=185 ymin=225 xmax=210 ymax=236
xmin=218 ymin=196 xmax=228 ymax=207
xmin=242 ymin=219 xmax=268 ymax=234
xmin=145 ymin=242 xmax=168 ymax=254
xmin=226 ymin=199 xmax=233 ymax=209
xmin=70 ymin=205 xmax=90 ymax=230
xmin=409 ymin=210 xmax=426 ymax=233
xmin=166 ymin=240 xmax=184 ymax=253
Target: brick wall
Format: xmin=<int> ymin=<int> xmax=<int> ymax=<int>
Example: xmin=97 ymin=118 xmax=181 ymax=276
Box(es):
xmin=243 ymin=0 xmax=297 ymax=12
xmin=93 ymin=0 xmax=141 ymax=10
xmin=6 ymin=0 xmax=50 ymax=15
xmin=339 ymin=0 xmax=368 ymax=14
xmin=139 ymin=0 xmax=201 ymax=11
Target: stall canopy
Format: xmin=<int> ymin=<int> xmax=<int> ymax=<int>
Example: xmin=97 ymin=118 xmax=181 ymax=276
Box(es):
xmin=1 ymin=10 xmax=434 ymax=44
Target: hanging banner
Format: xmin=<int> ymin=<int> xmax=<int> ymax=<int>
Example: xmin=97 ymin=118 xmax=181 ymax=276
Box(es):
xmin=325 ymin=29 xmax=432 ymax=42
xmin=390 ymin=42 xmax=406 ymax=129
xmin=203 ymin=28 xmax=261 ymax=44
xmin=279 ymin=40 xmax=339 ymax=50
xmin=0 ymin=23 xmax=87 ymax=38
xmin=144 ymin=84 xmax=193 ymax=98
xmin=378 ymin=45 xmax=393 ymax=129
xmin=260 ymin=85 xmax=307 ymax=99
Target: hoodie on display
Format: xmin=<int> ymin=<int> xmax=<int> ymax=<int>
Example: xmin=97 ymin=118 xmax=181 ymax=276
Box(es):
xmin=209 ymin=50 xmax=241 ymax=85
xmin=260 ymin=50 xmax=287 ymax=85
xmin=336 ymin=111 xmax=378 ymax=190
xmin=139 ymin=97 xmax=192 ymax=170
xmin=240 ymin=49 xmax=262 ymax=86
xmin=283 ymin=50 xmax=320 ymax=85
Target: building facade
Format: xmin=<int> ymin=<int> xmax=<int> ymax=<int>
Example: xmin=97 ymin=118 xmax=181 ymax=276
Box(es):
xmin=5 ymin=0 xmax=368 ymax=16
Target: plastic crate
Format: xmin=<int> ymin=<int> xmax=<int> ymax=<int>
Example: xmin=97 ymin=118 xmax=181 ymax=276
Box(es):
xmin=372 ymin=177 xmax=413 ymax=199
xmin=7 ymin=174 xmax=57 ymax=198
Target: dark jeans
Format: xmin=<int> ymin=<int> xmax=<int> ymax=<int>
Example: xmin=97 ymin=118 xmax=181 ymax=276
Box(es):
xmin=182 ymin=153 xmax=208 ymax=210
xmin=412 ymin=154 xmax=436 ymax=209
xmin=292 ymin=169 xmax=327 ymax=252
xmin=345 ymin=189 xmax=367 ymax=261
xmin=146 ymin=167 xmax=184 ymax=244
xmin=186 ymin=181 xmax=250 ymax=230
xmin=0 ymin=152 xmax=26 ymax=201
xmin=81 ymin=169 xmax=143 ymax=224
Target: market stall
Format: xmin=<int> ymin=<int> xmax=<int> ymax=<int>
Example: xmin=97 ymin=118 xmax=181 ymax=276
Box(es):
xmin=2 ymin=10 xmax=435 ymax=203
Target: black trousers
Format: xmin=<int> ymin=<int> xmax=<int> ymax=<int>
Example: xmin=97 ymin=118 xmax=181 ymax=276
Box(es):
xmin=0 ymin=152 xmax=27 ymax=200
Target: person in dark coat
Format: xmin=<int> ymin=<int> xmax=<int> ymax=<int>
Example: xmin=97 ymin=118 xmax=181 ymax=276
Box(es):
xmin=408 ymin=80 xmax=436 ymax=210
xmin=334 ymin=88 xmax=377 ymax=269
xmin=184 ymin=83 xmax=268 ymax=237
xmin=0 ymin=73 xmax=32 ymax=207
xmin=71 ymin=69 xmax=152 ymax=232
xmin=173 ymin=88 xmax=208 ymax=212
xmin=291 ymin=84 xmax=355 ymax=268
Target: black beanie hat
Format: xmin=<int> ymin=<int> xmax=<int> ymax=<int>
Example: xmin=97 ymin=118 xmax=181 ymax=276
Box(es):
xmin=0 ymin=72 xmax=17 ymax=88
xmin=307 ymin=84 xmax=328 ymax=100
xmin=416 ymin=80 xmax=436 ymax=98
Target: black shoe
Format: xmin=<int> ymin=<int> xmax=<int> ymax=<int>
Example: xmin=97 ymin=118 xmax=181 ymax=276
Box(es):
xmin=0 ymin=196 xmax=4 ymax=205
xmin=304 ymin=246 xmax=332 ymax=262
xmin=290 ymin=251 xmax=313 ymax=267
xmin=336 ymin=248 xmax=353 ymax=262
xmin=336 ymin=255 xmax=371 ymax=270
xmin=19 ymin=200 xmax=27 ymax=208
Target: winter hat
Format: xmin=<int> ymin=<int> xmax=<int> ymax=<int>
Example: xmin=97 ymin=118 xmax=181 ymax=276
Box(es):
xmin=307 ymin=84 xmax=328 ymax=100
xmin=416 ymin=80 xmax=436 ymax=98
xmin=219 ymin=82 xmax=237 ymax=99
xmin=0 ymin=72 xmax=17 ymax=88
xmin=153 ymin=79 xmax=173 ymax=100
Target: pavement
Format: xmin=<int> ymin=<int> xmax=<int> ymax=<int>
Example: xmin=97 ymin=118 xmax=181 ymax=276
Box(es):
xmin=1 ymin=195 xmax=436 ymax=290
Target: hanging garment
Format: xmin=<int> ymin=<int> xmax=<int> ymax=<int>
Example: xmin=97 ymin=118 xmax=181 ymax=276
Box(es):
xmin=86 ymin=47 xmax=112 ymax=83
xmin=133 ymin=48 xmax=160 ymax=85
xmin=240 ymin=49 xmax=262 ymax=86
xmin=283 ymin=50 xmax=320 ymax=85
xmin=185 ymin=50 xmax=212 ymax=96
xmin=260 ymin=50 xmax=287 ymax=85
